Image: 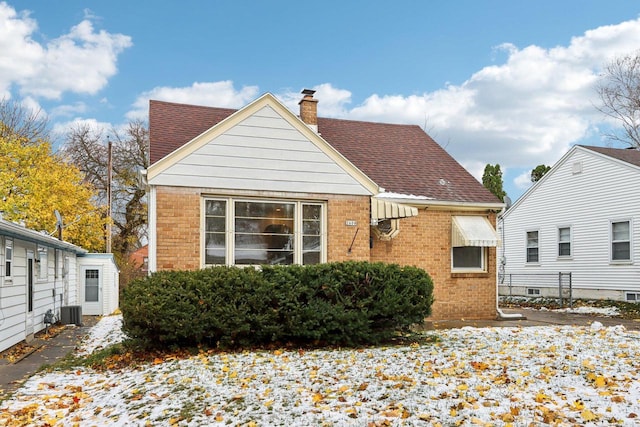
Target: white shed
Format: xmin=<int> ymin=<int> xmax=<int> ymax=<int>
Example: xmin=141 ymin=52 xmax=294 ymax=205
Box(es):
xmin=499 ymin=145 xmax=640 ymax=301
xmin=77 ymin=253 xmax=119 ymax=316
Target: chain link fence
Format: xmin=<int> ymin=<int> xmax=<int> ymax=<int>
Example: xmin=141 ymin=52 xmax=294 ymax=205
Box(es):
xmin=499 ymin=272 xmax=573 ymax=308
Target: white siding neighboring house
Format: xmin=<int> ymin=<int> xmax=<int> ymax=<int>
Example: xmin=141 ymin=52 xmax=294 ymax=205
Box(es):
xmin=499 ymin=145 xmax=640 ymax=301
xmin=0 ymin=217 xmax=119 ymax=353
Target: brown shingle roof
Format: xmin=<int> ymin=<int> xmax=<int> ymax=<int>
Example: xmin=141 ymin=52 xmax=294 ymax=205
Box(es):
xmin=149 ymin=99 xmax=500 ymax=204
xmin=581 ymin=145 xmax=640 ymax=168
xmin=149 ymin=100 xmax=236 ymax=164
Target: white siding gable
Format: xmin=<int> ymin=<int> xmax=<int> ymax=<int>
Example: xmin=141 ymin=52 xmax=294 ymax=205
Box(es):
xmin=501 ymin=146 xmax=640 ymax=297
xmin=149 ymin=105 xmax=372 ymax=195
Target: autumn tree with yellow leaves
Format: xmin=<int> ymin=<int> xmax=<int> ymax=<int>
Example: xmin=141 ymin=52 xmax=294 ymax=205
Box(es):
xmin=0 ymin=129 xmax=107 ymax=251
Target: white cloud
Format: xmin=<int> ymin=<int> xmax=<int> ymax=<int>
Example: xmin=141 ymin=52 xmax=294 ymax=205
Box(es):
xmin=32 ymin=13 xmax=637 ymax=202
xmin=18 ymin=96 xmax=45 ymax=117
xmin=51 ymin=117 xmax=110 ymax=143
xmin=0 ymin=3 xmax=42 ymax=97
xmin=514 ymin=171 xmax=534 ymax=191
xmin=126 ymin=81 xmax=259 ymax=120
xmin=0 ymin=2 xmax=131 ymax=100
xmin=323 ymin=18 xmax=640 ymax=199
xmin=50 ymin=102 xmax=87 ymax=118
xmin=277 ymin=83 xmax=353 ymax=118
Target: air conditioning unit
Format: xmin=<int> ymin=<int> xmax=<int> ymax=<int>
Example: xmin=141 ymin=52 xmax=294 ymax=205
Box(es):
xmin=61 ymin=305 xmax=83 ymax=326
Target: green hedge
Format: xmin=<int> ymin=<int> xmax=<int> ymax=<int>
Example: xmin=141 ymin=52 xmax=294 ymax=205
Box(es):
xmin=121 ymin=261 xmax=434 ymax=348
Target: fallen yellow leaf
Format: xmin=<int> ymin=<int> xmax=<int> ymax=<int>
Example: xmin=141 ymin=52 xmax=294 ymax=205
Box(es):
xmin=581 ymin=409 xmax=598 ymax=421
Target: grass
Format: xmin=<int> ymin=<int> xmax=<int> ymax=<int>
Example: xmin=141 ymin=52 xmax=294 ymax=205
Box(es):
xmin=29 ymin=298 xmax=640 ymax=375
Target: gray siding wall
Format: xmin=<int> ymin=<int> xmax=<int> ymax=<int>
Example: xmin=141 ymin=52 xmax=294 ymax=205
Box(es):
xmin=149 ymin=106 xmax=371 ymax=195
xmin=501 ymin=147 xmax=640 ymax=297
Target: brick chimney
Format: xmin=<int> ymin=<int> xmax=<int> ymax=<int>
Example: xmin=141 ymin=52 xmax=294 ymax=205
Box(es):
xmin=298 ymin=89 xmax=318 ymax=132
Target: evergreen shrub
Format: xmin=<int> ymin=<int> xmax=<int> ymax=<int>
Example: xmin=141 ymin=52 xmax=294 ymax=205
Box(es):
xmin=121 ymin=261 xmax=434 ymax=348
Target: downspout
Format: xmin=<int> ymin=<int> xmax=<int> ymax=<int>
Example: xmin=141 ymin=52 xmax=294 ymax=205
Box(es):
xmin=495 ymin=205 xmax=525 ymax=320
xmin=139 ymin=169 xmax=155 ymax=275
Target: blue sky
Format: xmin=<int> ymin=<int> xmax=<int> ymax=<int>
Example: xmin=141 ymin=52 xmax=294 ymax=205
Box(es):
xmin=2 ymin=1 xmax=640 ymax=201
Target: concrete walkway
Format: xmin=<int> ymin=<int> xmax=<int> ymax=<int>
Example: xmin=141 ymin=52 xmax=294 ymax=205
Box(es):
xmin=422 ymin=307 xmax=640 ymax=331
xmin=0 ymin=316 xmax=98 ymax=399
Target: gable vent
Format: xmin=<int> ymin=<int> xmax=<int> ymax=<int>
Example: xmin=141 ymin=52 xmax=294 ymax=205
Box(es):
xmin=572 ymin=161 xmax=582 ymax=174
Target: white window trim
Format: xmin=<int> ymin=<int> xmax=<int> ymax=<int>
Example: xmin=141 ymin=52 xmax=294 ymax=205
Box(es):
xmin=625 ymin=291 xmax=640 ymax=303
xmin=4 ymin=238 xmax=12 ymax=283
xmin=557 ymin=225 xmax=572 ymax=259
xmin=451 ymin=246 xmax=487 ymax=273
xmin=37 ymin=245 xmax=48 ymax=281
xmin=525 ymin=229 xmax=540 ymax=265
xmin=610 ymin=218 xmax=633 ymax=264
xmin=201 ymin=197 xmax=327 ymax=267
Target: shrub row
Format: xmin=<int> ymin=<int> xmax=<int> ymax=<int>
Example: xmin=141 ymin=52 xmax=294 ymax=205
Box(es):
xmin=121 ymin=261 xmax=434 ymax=348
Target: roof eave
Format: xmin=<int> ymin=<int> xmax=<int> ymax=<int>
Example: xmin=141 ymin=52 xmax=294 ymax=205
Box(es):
xmin=0 ymin=220 xmax=88 ymax=254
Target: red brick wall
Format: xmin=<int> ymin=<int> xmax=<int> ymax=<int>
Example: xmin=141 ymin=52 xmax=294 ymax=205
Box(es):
xmin=371 ymin=209 xmax=497 ymax=320
xmin=154 ymin=188 xmax=371 ymax=269
xmin=153 ymin=186 xmax=496 ymax=320
xmin=155 ymin=186 xmax=201 ymax=271
xmin=326 ymin=196 xmax=370 ymax=262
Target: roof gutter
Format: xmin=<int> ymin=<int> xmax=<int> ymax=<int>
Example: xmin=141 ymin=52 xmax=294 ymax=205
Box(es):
xmin=494 ymin=202 xmax=525 ymax=320
xmin=376 ymin=196 xmax=505 ymax=212
xmin=0 ymin=219 xmax=87 ymax=254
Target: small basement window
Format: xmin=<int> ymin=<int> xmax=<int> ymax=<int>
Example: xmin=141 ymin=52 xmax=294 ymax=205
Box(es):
xmin=527 ymin=288 xmax=541 ymax=296
xmin=625 ymin=292 xmax=640 ymax=303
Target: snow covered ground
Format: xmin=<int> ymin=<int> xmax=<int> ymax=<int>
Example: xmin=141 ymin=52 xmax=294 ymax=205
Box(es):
xmin=2 ymin=314 xmax=640 ymax=426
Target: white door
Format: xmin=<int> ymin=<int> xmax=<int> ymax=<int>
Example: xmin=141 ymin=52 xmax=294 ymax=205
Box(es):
xmin=81 ymin=266 xmax=102 ymax=315
xmin=25 ymin=251 xmax=34 ymax=337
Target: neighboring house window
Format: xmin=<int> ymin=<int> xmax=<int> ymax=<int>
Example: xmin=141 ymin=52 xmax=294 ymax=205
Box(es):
xmin=37 ymin=246 xmax=48 ymax=280
xmin=558 ymin=227 xmax=571 ymax=257
xmin=611 ymin=220 xmax=631 ymax=261
xmin=451 ymin=246 xmax=485 ymax=271
xmin=626 ymin=292 xmax=640 ymax=303
xmin=526 ymin=231 xmax=539 ymax=263
xmin=5 ymin=239 xmax=12 ymax=280
xmin=204 ymin=198 xmax=324 ymax=266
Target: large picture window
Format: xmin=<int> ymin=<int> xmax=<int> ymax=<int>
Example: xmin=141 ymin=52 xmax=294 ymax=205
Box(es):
xmin=204 ymin=200 xmax=227 ymax=265
xmin=204 ymin=198 xmax=324 ymax=266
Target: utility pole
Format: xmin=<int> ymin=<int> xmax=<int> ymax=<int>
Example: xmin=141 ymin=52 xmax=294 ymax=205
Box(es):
xmin=106 ymin=137 xmax=112 ymax=253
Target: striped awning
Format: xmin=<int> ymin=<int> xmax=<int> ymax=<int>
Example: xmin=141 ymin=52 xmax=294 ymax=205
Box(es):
xmin=371 ymin=198 xmax=419 ymax=221
xmin=451 ymin=216 xmax=500 ymax=247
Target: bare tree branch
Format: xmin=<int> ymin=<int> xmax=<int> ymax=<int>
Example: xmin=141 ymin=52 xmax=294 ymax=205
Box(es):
xmin=0 ymin=98 xmax=50 ymax=143
xmin=596 ymin=51 xmax=640 ymax=147
xmin=60 ymin=120 xmax=149 ymax=255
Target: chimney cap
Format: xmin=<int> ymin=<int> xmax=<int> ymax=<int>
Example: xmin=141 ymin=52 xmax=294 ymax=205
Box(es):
xmin=301 ymin=88 xmax=316 ymax=96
